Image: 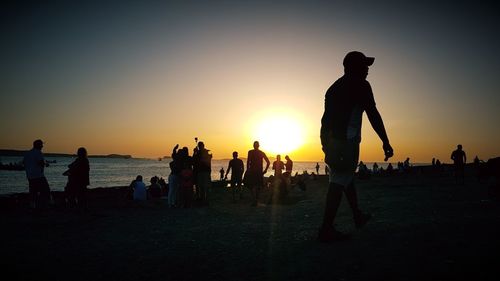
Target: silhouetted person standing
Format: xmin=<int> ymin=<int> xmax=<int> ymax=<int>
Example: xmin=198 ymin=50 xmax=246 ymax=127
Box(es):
xmin=285 ymin=155 xmax=293 ymax=176
xmin=270 ymin=154 xmax=286 ymax=202
xmin=193 ymin=141 xmax=212 ymax=205
xmin=451 ymin=144 xmax=466 ymax=184
xmin=225 ymin=151 xmax=245 ymax=201
xmin=64 ymin=147 xmax=90 ymax=210
xmin=23 ymin=139 xmax=51 ymax=210
xmin=316 ymin=162 xmax=320 ymax=175
xmin=319 ymin=51 xmax=393 ymax=242
xmin=246 ymin=141 xmax=270 ymax=206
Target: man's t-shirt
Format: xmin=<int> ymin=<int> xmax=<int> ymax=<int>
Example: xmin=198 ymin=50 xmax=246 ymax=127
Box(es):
xmin=451 ymin=150 xmax=466 ymax=165
xmin=228 ymin=158 xmax=244 ymax=179
xmin=321 ymin=75 xmax=376 ymax=143
xmin=133 ymin=181 xmax=147 ymax=201
xmin=247 ymin=149 xmax=268 ymax=173
xmin=23 ymin=148 xmax=45 ymax=179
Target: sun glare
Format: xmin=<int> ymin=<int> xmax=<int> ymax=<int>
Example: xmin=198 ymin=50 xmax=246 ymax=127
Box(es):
xmin=253 ymin=115 xmax=305 ymax=156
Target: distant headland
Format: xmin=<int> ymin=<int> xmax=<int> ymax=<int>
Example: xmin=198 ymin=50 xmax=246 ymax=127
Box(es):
xmin=0 ymin=149 xmax=132 ymax=159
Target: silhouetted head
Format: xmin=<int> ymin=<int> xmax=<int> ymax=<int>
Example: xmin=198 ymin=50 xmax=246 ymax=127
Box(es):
xmin=182 ymin=147 xmax=189 ymax=156
xmin=232 ymin=151 xmax=238 ymax=159
xmin=198 ymin=141 xmax=205 ymax=150
xmin=457 ymin=144 xmax=462 ymax=150
xmin=285 ymin=155 xmax=290 ymax=160
xmin=343 ymin=51 xmax=374 ymax=79
xmin=136 ymin=175 xmax=143 ymax=181
xmin=253 ymin=141 xmax=260 ymax=149
xmin=276 ymin=154 xmax=281 ymax=161
xmin=33 ymin=139 xmax=44 ymax=150
xmin=77 ymin=147 xmax=87 ymax=158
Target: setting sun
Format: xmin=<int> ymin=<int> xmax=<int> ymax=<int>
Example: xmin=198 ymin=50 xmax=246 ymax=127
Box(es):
xmin=251 ymin=112 xmax=305 ymax=156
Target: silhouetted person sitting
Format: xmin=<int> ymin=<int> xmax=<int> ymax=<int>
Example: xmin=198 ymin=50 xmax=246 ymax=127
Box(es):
xmin=132 ymin=175 xmax=147 ymax=201
xmin=148 ymin=176 xmax=162 ymax=199
xmin=451 ymin=144 xmax=466 ymax=184
xmin=64 ymin=147 xmax=90 ymax=210
xmin=357 ymin=161 xmax=370 ymax=179
xmin=319 ymin=51 xmax=393 ymax=242
xmin=372 ymin=162 xmax=379 ymax=174
xmin=386 ymin=163 xmax=394 ymax=175
xmin=403 ymin=157 xmax=411 ymax=173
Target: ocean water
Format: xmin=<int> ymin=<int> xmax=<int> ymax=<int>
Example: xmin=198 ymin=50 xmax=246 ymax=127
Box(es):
xmin=0 ymin=155 xmax=424 ymax=195
xmin=0 ymin=156 xmax=326 ymax=195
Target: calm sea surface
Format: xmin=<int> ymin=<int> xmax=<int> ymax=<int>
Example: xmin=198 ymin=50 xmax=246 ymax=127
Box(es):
xmin=0 ymin=156 xmax=421 ymax=195
xmin=0 ymin=156 xmax=319 ymax=195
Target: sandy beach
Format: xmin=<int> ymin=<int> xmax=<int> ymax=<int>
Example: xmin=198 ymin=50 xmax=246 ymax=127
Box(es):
xmin=1 ymin=167 xmax=499 ymax=281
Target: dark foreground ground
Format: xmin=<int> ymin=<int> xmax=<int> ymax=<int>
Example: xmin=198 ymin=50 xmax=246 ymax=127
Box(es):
xmin=1 ymin=168 xmax=500 ymax=281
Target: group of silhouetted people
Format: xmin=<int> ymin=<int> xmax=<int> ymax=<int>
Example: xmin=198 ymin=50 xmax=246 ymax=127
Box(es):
xmin=23 ymin=139 xmax=90 ymax=211
xmin=20 ymin=51 xmax=495 ymax=248
xmin=128 ymin=175 xmax=166 ymax=201
xmin=165 ymin=141 xmax=213 ymax=208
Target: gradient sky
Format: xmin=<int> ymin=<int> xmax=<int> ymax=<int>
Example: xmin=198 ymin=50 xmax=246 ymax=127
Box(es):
xmin=1 ymin=0 xmax=499 ymax=162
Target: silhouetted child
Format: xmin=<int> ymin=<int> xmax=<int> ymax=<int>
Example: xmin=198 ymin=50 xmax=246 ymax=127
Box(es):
xmin=219 ymin=167 xmax=224 ymax=181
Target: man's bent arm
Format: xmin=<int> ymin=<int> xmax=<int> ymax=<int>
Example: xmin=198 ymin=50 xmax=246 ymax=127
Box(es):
xmin=263 ymin=155 xmax=270 ymax=173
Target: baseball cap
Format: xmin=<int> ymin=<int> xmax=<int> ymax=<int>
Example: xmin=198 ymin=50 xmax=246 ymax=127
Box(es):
xmin=343 ymin=51 xmax=375 ymax=68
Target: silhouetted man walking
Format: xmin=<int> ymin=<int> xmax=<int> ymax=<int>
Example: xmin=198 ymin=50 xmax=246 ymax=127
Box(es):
xmin=319 ymin=51 xmax=393 ymax=242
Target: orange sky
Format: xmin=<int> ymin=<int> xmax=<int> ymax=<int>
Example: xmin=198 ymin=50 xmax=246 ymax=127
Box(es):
xmin=1 ymin=1 xmax=499 ymax=163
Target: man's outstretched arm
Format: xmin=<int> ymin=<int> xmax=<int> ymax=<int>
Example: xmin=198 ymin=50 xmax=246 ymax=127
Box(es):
xmin=366 ymin=106 xmax=393 ymax=161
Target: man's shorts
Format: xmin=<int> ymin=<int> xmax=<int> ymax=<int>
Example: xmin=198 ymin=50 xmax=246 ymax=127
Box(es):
xmin=28 ymin=177 xmax=50 ymax=197
xmin=244 ymin=170 xmax=263 ymax=189
xmin=324 ymin=138 xmax=360 ymax=187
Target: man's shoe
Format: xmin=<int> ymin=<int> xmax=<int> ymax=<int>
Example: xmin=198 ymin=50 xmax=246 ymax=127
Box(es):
xmin=354 ymin=212 xmax=372 ymax=229
xmin=317 ymin=226 xmax=351 ymax=243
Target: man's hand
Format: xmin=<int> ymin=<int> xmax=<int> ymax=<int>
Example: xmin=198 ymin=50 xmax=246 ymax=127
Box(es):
xmin=383 ymin=142 xmax=393 ymax=161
